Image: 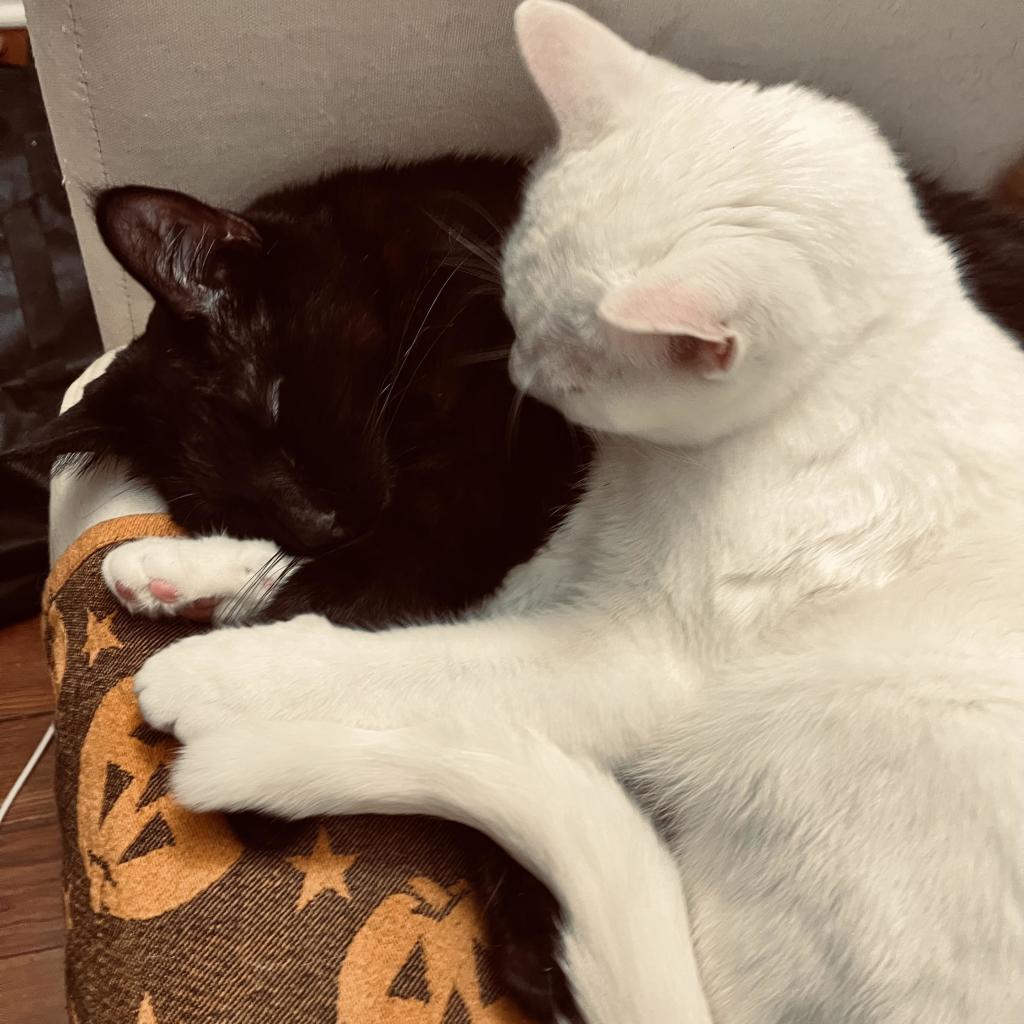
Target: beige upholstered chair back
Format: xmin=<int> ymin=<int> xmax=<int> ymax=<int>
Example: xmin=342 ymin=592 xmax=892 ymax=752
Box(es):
xmin=26 ymin=0 xmax=1024 ymax=350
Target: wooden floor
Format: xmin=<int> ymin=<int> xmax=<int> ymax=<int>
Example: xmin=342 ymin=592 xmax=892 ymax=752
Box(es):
xmin=0 ymin=617 xmax=65 ymax=1024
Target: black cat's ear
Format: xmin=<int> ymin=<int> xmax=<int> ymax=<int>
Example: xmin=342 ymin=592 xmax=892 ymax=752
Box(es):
xmin=1 ymin=402 xmax=117 ymax=481
xmin=95 ymin=187 xmax=262 ymax=319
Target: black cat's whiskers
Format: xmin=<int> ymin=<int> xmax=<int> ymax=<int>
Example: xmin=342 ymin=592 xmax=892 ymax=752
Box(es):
xmin=374 ymin=263 xmax=464 ymax=434
xmin=368 ymin=263 xmax=449 ymax=437
xmin=437 ymin=190 xmax=505 ymax=239
xmin=383 ymin=299 xmax=474 ymax=437
xmin=397 ymin=263 xmax=445 ymax=346
xmin=370 ymin=210 xmax=503 ymax=435
xmin=217 ymin=549 xmax=281 ymax=624
xmin=218 ymin=548 xmax=298 ymax=625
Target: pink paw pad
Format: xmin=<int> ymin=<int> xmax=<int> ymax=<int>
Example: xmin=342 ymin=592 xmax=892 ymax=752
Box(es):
xmin=114 ymin=581 xmax=136 ymax=603
xmin=148 ymin=578 xmax=180 ymax=603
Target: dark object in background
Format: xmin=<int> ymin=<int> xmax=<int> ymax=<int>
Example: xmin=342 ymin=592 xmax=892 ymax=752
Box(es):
xmin=993 ymin=153 xmax=1024 ymax=218
xmin=914 ymin=172 xmax=1024 ymax=338
xmin=0 ymin=28 xmax=31 ymax=67
xmin=0 ymin=62 xmax=103 ymax=625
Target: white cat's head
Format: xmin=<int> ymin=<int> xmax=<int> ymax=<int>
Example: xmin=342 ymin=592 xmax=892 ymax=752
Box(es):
xmin=503 ymin=1 xmax=950 ymax=445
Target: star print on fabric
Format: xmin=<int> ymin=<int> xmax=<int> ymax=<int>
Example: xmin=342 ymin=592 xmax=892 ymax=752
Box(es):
xmin=82 ymin=610 xmax=123 ymax=667
xmin=136 ymin=994 xmax=158 ymax=1023
xmin=286 ymin=826 xmax=358 ymax=911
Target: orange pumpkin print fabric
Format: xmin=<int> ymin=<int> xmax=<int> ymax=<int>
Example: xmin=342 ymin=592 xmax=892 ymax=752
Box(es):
xmin=44 ymin=515 xmax=534 ymax=1024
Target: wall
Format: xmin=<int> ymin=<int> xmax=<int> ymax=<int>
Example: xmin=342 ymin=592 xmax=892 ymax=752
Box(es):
xmin=25 ymin=0 xmax=1024 ymax=349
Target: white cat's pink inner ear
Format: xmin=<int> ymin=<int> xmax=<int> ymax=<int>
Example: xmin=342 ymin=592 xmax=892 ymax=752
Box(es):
xmin=668 ymin=334 xmax=739 ymax=379
xmin=600 ymin=278 xmax=745 ymax=379
xmin=514 ymin=1 xmax=645 ymax=144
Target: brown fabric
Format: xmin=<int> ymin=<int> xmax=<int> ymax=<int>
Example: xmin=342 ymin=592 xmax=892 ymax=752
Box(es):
xmin=44 ymin=515 xmax=533 ymax=1024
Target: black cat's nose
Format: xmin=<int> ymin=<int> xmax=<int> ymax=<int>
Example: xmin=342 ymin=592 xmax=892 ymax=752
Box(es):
xmin=286 ymin=509 xmax=344 ymax=551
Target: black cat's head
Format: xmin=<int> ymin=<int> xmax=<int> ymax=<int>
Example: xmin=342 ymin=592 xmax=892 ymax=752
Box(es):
xmin=13 ymin=185 xmax=402 ymax=554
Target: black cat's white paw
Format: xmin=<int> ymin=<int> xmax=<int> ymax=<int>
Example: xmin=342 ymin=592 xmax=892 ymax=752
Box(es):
xmin=102 ymin=536 xmax=284 ymax=623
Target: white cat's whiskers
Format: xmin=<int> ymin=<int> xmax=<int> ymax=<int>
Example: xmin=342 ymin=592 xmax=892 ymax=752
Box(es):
xmin=456 ymin=346 xmax=513 ymax=367
xmin=504 ymin=364 xmax=541 ymax=460
xmin=429 ymin=213 xmax=504 ymax=277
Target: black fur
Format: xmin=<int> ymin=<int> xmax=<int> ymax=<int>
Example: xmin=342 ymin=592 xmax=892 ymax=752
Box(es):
xmin=913 ymin=173 xmax=1024 ymax=335
xmin=8 ymin=160 xmax=1024 ymax=1024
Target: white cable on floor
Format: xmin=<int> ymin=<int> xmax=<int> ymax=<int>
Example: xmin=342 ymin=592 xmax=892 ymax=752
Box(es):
xmin=0 ymin=721 xmax=55 ymax=827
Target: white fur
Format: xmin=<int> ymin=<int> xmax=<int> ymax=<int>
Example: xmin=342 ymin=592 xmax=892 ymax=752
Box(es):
xmin=49 ymin=348 xmax=166 ymax=563
xmin=133 ymin=3 xmax=1024 ymax=1021
xmin=103 ymin=535 xmax=287 ymax=623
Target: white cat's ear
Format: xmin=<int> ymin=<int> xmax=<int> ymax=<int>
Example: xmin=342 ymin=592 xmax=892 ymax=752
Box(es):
xmin=514 ymin=1 xmax=648 ymax=146
xmin=599 ymin=274 xmax=746 ymax=379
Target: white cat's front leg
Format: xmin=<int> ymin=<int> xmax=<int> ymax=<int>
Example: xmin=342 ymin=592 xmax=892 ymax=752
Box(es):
xmin=104 ymin=535 xmax=295 ymax=623
xmin=487 ymin=529 xmax=584 ymax=615
xmin=134 ymin=610 xmax=685 ymax=758
xmin=171 ymin=720 xmax=490 ymax=819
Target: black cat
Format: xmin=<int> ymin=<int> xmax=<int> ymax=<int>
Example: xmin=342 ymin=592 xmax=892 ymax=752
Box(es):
xmin=18 ymin=158 xmax=588 ymax=629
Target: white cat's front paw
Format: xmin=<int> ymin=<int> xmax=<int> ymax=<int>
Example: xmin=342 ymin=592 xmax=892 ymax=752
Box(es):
xmin=133 ymin=631 xmax=254 ymax=740
xmin=171 ymin=728 xmax=266 ymax=812
xmin=103 ymin=536 xmax=285 ymax=622
xmin=133 ymin=616 xmax=343 ymax=741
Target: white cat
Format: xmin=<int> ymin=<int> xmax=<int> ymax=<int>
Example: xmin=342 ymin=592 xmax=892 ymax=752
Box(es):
xmin=128 ymin=3 xmax=1024 ymax=1021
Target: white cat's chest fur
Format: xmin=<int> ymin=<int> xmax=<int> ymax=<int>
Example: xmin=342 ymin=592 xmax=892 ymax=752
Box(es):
xmin=533 ymin=312 xmax=1024 ymax=679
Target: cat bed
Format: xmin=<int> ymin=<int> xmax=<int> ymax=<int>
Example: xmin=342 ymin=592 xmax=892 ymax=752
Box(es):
xmin=45 ymin=512 xmax=533 ymax=1024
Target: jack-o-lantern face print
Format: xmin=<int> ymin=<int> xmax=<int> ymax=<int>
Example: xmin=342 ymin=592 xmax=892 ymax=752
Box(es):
xmin=77 ymin=677 xmax=242 ymax=919
xmin=45 ymin=602 xmax=68 ymax=695
xmin=337 ymin=876 xmax=529 ymax=1023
